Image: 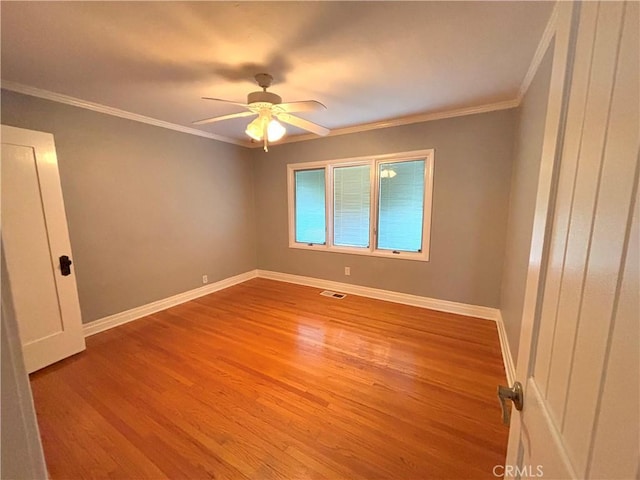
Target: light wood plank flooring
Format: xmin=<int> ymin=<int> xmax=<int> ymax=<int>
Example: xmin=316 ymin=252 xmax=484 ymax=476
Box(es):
xmin=30 ymin=278 xmax=509 ymax=479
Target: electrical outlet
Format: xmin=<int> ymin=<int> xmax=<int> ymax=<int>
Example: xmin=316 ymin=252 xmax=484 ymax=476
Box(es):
xmin=344 ymin=267 xmax=351 ymax=276
xmin=202 ymin=275 xmax=208 ymax=284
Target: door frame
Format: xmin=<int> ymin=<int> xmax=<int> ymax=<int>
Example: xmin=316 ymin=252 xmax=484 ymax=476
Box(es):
xmin=504 ymin=1 xmax=578 ymax=470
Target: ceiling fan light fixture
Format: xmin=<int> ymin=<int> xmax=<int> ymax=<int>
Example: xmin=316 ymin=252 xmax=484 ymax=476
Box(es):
xmin=245 ymin=116 xmax=264 ymax=141
xmin=267 ymin=118 xmax=286 ymax=142
xmin=197 ymin=73 xmax=328 ymax=151
xmin=245 ymin=114 xmax=286 ymax=146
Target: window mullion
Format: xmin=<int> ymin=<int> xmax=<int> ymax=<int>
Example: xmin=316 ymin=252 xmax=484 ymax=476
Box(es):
xmin=326 ymin=165 xmax=334 ymax=248
xmin=369 ymin=159 xmax=377 ymax=253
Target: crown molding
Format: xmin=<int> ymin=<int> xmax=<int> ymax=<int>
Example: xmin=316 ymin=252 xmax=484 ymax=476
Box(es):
xmin=258 ymin=98 xmax=521 ymax=148
xmin=1 ymin=81 xmax=251 ymax=147
xmin=2 ymin=80 xmax=521 ymax=149
xmin=517 ymin=2 xmax=559 ymax=102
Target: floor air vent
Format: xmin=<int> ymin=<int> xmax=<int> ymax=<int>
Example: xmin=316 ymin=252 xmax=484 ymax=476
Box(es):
xmin=320 ymin=290 xmax=347 ymax=299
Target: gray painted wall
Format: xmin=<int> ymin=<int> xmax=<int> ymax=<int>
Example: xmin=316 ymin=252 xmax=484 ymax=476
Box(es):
xmin=253 ymin=109 xmax=516 ymax=308
xmin=1 ymin=88 xmax=521 ymax=323
xmin=499 ymin=44 xmax=554 ymax=360
xmin=1 ymin=90 xmax=257 ymax=323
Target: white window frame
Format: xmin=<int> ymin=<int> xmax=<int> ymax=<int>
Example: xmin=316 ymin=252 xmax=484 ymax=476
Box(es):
xmin=287 ymin=148 xmax=434 ymax=262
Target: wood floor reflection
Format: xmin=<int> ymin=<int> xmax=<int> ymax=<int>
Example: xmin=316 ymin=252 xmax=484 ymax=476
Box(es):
xmin=30 ymin=278 xmax=509 ymax=479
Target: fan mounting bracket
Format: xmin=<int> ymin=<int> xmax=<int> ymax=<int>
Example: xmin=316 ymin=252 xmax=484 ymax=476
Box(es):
xmin=255 ymin=73 xmax=273 ymax=90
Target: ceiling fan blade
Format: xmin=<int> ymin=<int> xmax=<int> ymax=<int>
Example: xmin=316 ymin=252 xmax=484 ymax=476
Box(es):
xmin=276 ymin=113 xmax=330 ymax=136
xmin=192 ymin=111 xmax=256 ymax=126
xmin=201 ymin=97 xmax=250 ymax=108
xmin=276 ymin=100 xmax=327 ymax=113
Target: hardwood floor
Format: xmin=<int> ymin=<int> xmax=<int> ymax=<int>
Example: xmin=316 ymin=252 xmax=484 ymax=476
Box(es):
xmin=30 ymin=278 xmax=509 ymax=479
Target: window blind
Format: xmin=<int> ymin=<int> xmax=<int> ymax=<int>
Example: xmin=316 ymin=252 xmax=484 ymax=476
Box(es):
xmin=377 ymin=159 xmax=425 ymax=252
xmin=294 ymin=169 xmax=326 ymax=244
xmin=334 ymin=164 xmax=370 ymax=247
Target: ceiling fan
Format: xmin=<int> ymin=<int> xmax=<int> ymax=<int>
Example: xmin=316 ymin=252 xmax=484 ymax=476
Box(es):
xmin=193 ymin=73 xmax=330 ymax=151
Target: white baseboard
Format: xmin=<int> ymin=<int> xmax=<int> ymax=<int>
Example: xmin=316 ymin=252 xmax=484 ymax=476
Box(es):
xmin=83 ymin=270 xmax=258 ymax=337
xmin=495 ymin=311 xmax=516 ymax=385
xmin=257 ymin=269 xmax=500 ymax=321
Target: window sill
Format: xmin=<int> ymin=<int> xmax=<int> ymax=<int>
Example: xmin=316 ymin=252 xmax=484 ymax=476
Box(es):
xmin=288 ymin=242 xmax=430 ymax=262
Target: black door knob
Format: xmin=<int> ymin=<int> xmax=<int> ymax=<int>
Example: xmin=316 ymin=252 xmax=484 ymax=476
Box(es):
xmin=59 ymin=255 xmax=73 ymax=276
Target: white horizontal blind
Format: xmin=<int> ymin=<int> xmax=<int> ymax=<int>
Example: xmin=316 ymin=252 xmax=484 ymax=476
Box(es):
xmin=334 ymin=165 xmax=370 ymax=247
xmin=377 ymin=159 xmax=425 ymax=252
xmin=294 ymin=169 xmax=326 ymax=244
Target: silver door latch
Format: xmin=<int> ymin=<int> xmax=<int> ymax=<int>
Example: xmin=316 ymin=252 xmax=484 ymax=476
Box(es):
xmin=497 ymin=381 xmax=523 ymax=425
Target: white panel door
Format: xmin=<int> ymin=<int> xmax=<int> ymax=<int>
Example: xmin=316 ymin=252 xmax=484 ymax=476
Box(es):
xmin=1 ymin=125 xmax=85 ymax=373
xmin=505 ymin=2 xmax=639 ymax=479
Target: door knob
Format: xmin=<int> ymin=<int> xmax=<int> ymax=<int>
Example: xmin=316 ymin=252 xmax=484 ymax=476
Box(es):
xmin=59 ymin=255 xmax=73 ymax=276
xmin=497 ymin=381 xmax=523 ymax=425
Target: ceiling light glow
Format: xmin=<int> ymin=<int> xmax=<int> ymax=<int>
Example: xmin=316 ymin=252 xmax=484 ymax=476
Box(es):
xmin=245 ymin=117 xmax=264 ymax=141
xmin=245 ymin=113 xmax=287 ymax=151
xmin=267 ymin=119 xmax=286 ymax=142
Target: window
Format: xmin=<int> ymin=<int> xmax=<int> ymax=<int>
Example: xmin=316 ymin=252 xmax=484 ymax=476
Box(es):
xmin=377 ymin=159 xmax=425 ymax=252
xmin=294 ymin=169 xmax=326 ymax=244
xmin=334 ymin=164 xmax=370 ymax=248
xmin=288 ymin=149 xmax=434 ymax=261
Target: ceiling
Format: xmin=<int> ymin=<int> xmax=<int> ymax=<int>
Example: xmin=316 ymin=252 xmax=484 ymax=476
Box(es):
xmin=0 ymin=1 xmax=553 ymax=144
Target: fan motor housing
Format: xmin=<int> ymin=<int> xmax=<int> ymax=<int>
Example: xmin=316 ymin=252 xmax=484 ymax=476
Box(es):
xmin=248 ymin=91 xmax=282 ymax=105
